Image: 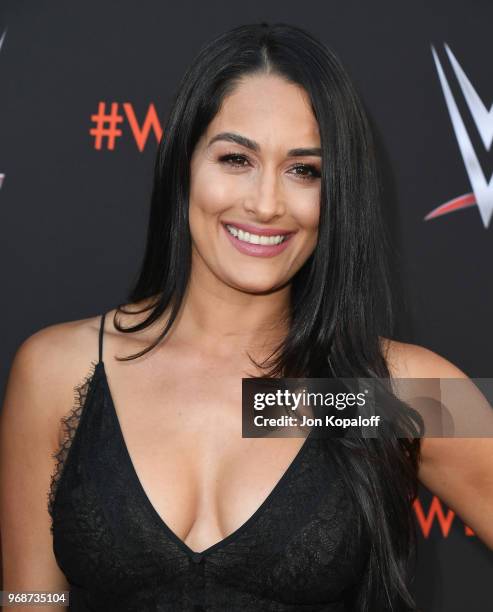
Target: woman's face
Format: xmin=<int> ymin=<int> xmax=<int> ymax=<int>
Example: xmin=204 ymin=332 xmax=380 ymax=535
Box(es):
xmin=189 ymin=73 xmax=321 ymax=294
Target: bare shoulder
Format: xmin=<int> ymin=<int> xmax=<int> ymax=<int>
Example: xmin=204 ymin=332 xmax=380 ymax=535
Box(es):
xmin=15 ymin=313 xmax=100 ymax=368
xmin=380 ymin=337 xmax=469 ymax=464
xmin=13 ymin=313 xmax=102 ymax=384
xmin=380 ymin=338 xmax=493 ymax=550
xmin=0 ymin=301 xmax=147 ymax=484
xmin=379 ymin=336 xmax=469 ymax=379
xmin=3 ymin=312 xmax=109 ymax=449
xmin=8 ymin=300 xmax=151 ymax=390
xmin=0 ymin=312 xmax=117 ymax=590
xmin=7 ymin=296 xmax=164 ymax=426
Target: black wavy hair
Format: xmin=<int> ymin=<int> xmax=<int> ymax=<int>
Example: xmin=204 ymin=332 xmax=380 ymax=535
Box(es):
xmin=112 ymin=22 xmax=422 ymax=611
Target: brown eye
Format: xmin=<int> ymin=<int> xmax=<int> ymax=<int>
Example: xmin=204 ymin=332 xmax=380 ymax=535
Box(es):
xmin=290 ymin=164 xmax=321 ymax=181
xmin=218 ymin=153 xmax=321 ymax=181
xmin=219 ymin=153 xmax=250 ymax=167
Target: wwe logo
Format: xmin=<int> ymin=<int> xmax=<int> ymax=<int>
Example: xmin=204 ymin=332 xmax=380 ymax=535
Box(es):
xmin=0 ymin=29 xmax=5 ymax=190
xmin=426 ymin=44 xmax=493 ymax=228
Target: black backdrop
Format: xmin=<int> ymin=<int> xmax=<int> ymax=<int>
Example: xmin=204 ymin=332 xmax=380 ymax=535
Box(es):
xmin=1 ymin=1 xmax=492 ymax=610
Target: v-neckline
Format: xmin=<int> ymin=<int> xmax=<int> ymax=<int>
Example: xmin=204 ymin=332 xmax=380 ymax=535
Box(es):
xmin=97 ymin=361 xmax=315 ymax=561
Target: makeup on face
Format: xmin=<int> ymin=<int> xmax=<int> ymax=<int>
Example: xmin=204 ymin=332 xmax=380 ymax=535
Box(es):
xmin=221 ymin=220 xmax=298 ymax=258
xmin=205 ymin=130 xmax=320 ymax=259
xmin=188 ymin=74 xmax=321 ymax=289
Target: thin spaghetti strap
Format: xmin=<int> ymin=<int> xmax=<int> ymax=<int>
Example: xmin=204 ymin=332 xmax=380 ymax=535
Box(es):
xmin=98 ymin=312 xmax=106 ymax=364
xmin=48 ymin=313 xmax=106 ymax=528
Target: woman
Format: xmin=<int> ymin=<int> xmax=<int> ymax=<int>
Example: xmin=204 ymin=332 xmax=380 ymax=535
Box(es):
xmin=1 ymin=21 xmax=492 ymax=612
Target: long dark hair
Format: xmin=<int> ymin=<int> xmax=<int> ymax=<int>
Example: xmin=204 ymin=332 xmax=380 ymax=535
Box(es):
xmin=113 ymin=22 xmax=421 ymax=611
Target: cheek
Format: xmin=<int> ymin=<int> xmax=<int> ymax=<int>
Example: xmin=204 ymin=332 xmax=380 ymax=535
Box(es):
xmin=291 ymin=193 xmax=320 ymax=232
xmin=190 ymin=164 xmax=239 ymax=216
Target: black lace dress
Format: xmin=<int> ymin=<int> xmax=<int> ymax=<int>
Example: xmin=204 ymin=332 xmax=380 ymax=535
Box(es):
xmin=47 ymin=313 xmax=371 ymax=611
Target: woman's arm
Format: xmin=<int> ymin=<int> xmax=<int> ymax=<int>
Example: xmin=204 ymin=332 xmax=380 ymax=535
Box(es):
xmin=0 ymin=330 xmax=70 ymax=611
xmin=386 ymin=340 xmax=493 ymax=551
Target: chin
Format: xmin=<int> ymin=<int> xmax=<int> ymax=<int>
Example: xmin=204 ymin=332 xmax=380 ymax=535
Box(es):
xmin=226 ymin=273 xmax=288 ymax=295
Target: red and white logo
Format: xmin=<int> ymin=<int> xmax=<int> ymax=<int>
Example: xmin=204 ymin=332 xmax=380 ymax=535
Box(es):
xmin=426 ymin=43 xmax=493 ymax=229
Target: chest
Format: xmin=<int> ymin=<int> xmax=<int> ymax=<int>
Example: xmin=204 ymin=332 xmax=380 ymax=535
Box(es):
xmin=102 ymin=360 xmax=313 ymax=552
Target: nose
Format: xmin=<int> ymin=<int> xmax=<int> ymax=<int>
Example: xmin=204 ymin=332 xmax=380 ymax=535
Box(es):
xmin=243 ymin=165 xmax=286 ymax=222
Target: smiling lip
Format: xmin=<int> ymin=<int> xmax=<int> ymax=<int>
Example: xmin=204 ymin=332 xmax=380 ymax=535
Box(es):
xmin=221 ymin=221 xmax=296 ymax=237
xmin=222 ymin=223 xmax=295 ymax=258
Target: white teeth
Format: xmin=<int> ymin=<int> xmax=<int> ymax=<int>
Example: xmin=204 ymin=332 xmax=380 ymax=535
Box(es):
xmin=225 ymin=224 xmax=288 ymax=245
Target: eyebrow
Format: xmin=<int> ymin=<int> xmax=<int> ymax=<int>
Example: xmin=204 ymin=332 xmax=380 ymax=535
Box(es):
xmin=207 ymin=132 xmax=322 ymax=157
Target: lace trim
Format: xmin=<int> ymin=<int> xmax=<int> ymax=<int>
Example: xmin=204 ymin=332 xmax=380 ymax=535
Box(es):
xmin=47 ymin=360 xmax=99 ymax=528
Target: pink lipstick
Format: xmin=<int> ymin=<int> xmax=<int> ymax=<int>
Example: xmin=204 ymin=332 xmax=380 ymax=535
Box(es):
xmin=221 ymin=222 xmax=296 ymax=258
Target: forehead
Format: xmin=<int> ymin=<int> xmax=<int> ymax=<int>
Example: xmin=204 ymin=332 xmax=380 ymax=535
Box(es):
xmin=204 ymin=73 xmax=320 ymax=147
